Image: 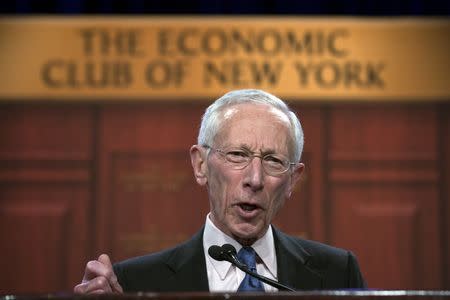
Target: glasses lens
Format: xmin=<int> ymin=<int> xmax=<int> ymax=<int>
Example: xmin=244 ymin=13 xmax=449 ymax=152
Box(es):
xmin=224 ymin=150 xmax=250 ymax=164
xmin=219 ymin=148 xmax=290 ymax=175
xmin=262 ymin=155 xmax=289 ymax=175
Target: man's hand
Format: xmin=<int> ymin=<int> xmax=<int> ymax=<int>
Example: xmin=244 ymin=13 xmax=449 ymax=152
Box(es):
xmin=74 ymin=254 xmax=123 ymax=294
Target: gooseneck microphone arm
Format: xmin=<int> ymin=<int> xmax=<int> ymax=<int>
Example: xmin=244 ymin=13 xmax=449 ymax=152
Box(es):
xmin=208 ymin=244 xmax=296 ymax=292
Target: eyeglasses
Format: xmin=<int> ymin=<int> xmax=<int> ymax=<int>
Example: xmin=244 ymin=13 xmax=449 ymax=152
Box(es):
xmin=203 ymin=145 xmax=297 ymax=176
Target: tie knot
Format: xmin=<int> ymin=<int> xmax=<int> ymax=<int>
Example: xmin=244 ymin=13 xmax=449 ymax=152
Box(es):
xmin=238 ymin=247 xmax=257 ymax=269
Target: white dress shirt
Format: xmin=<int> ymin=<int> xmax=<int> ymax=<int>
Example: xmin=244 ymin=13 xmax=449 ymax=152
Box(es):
xmin=203 ymin=213 xmax=278 ymax=292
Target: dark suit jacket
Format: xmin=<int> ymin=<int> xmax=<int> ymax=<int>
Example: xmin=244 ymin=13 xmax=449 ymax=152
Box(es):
xmin=113 ymin=227 xmax=367 ymax=292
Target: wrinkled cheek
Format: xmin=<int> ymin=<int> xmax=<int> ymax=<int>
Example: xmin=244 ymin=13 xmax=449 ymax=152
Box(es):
xmin=267 ymin=194 xmax=286 ymax=222
xmin=209 ymin=174 xmax=231 ymax=221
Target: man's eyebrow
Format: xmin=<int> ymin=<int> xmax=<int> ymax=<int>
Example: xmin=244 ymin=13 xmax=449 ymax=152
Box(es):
xmin=261 ymin=149 xmax=277 ymax=155
xmin=240 ymin=144 xmax=252 ymax=150
xmin=237 ymin=144 xmax=278 ymax=155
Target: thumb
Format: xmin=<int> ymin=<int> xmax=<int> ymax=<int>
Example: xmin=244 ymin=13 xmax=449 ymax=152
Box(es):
xmin=98 ymin=254 xmax=113 ymax=268
xmin=97 ymin=254 xmax=123 ymax=293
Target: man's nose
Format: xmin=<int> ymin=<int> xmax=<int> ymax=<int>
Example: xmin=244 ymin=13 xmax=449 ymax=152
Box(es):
xmin=243 ymin=156 xmax=265 ymax=191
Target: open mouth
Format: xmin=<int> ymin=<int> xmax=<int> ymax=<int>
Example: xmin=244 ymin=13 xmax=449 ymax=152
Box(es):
xmin=238 ymin=203 xmax=259 ymax=212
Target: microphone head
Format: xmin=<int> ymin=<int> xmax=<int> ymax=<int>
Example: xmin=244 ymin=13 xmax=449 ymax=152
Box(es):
xmin=208 ymin=245 xmax=226 ymax=261
xmin=221 ymin=243 xmax=237 ymax=256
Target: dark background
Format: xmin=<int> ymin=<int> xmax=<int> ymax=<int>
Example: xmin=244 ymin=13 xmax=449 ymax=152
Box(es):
xmin=1 ymin=0 xmax=449 ymax=15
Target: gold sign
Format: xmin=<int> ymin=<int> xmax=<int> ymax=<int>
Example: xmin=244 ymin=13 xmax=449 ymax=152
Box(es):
xmin=0 ymin=17 xmax=448 ymax=101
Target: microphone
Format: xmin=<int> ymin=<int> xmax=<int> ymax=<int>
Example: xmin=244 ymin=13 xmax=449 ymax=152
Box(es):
xmin=208 ymin=244 xmax=296 ymax=292
xmin=208 ymin=245 xmax=226 ymax=261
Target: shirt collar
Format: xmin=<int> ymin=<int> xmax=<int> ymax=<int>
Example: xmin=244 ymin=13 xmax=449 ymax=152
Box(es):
xmin=203 ymin=213 xmax=277 ymax=280
xmin=252 ymin=225 xmax=277 ymax=278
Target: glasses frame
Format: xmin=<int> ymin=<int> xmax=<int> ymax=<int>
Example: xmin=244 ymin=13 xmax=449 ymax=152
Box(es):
xmin=203 ymin=145 xmax=298 ymax=176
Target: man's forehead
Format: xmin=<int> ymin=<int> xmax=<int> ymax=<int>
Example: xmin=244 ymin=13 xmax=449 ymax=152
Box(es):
xmin=216 ymin=103 xmax=292 ymax=152
xmin=221 ymin=103 xmax=290 ymax=124
xmin=227 ymin=143 xmax=286 ymax=155
xmin=222 ymin=105 xmax=239 ymax=120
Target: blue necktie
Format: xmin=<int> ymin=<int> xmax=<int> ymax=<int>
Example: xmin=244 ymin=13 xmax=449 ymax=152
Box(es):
xmin=237 ymin=247 xmax=265 ymax=291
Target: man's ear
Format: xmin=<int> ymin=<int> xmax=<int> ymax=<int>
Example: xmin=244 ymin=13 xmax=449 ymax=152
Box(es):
xmin=286 ymin=163 xmax=305 ymax=198
xmin=190 ymin=145 xmax=208 ymax=186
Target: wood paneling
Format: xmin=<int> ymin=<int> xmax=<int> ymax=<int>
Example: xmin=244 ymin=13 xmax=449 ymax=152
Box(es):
xmin=109 ymin=151 xmax=208 ymax=260
xmin=0 ymin=106 xmax=94 ymax=159
xmin=0 ymin=102 xmax=448 ymax=293
xmin=273 ymin=106 xmax=326 ymax=241
xmin=330 ymin=185 xmax=441 ymax=288
xmin=95 ymin=104 xmax=209 ymax=260
xmin=327 ymin=105 xmax=443 ymax=289
xmin=440 ymin=103 xmax=450 ymax=288
xmin=0 ymin=184 xmax=90 ymax=293
xmin=0 ymin=106 xmax=94 ymax=293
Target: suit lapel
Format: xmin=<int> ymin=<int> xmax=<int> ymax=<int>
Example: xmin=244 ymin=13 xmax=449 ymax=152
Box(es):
xmin=164 ymin=228 xmax=209 ymax=291
xmin=273 ymin=228 xmax=323 ymax=290
xmin=158 ymin=226 xmax=323 ymax=291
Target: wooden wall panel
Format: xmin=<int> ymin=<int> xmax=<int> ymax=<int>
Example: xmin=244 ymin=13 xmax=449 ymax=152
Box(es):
xmin=0 ymin=191 xmax=69 ymax=292
xmin=95 ymin=104 xmax=209 ymax=260
xmin=328 ymin=106 xmax=437 ymax=160
xmin=273 ymin=106 xmax=326 ymax=242
xmin=330 ymin=185 xmax=440 ymax=288
xmin=0 ymin=102 xmax=448 ymax=293
xmin=0 ymin=106 xmax=94 ymax=160
xmin=109 ymin=151 xmax=209 ymax=260
xmin=0 ymin=106 xmax=94 ymax=293
xmin=441 ymin=103 xmax=450 ymax=288
xmin=327 ymin=105 xmax=442 ymax=289
xmin=0 ymin=184 xmax=90 ymax=293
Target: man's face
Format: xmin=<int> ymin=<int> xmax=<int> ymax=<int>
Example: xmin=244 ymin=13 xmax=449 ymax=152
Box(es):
xmin=191 ymin=103 xmax=303 ymax=245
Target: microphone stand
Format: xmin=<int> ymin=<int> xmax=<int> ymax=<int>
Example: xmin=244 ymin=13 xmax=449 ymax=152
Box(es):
xmin=222 ymin=247 xmax=296 ymax=292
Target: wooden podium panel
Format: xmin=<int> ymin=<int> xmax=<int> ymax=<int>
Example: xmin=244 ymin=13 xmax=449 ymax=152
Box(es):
xmin=2 ymin=291 xmax=450 ymax=300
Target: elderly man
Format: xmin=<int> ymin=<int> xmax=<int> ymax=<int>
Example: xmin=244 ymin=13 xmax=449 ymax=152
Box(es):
xmin=74 ymin=89 xmax=366 ymax=294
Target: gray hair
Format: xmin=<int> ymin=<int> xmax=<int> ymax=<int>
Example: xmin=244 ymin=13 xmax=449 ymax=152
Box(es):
xmin=197 ymin=89 xmax=304 ymax=162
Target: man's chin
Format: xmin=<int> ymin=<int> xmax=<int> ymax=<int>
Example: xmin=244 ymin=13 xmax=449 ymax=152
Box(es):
xmin=231 ymin=224 xmax=263 ymax=244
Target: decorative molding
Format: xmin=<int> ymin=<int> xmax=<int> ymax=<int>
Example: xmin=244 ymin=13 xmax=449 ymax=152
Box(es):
xmin=0 ymin=151 xmax=91 ymax=161
xmin=0 ymin=168 xmax=90 ymax=183
xmin=330 ymin=169 xmax=438 ymax=183
xmin=329 ymin=152 xmax=437 ymax=162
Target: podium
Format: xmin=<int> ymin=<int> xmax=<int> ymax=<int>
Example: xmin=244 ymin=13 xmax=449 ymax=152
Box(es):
xmin=2 ymin=291 xmax=450 ymax=300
